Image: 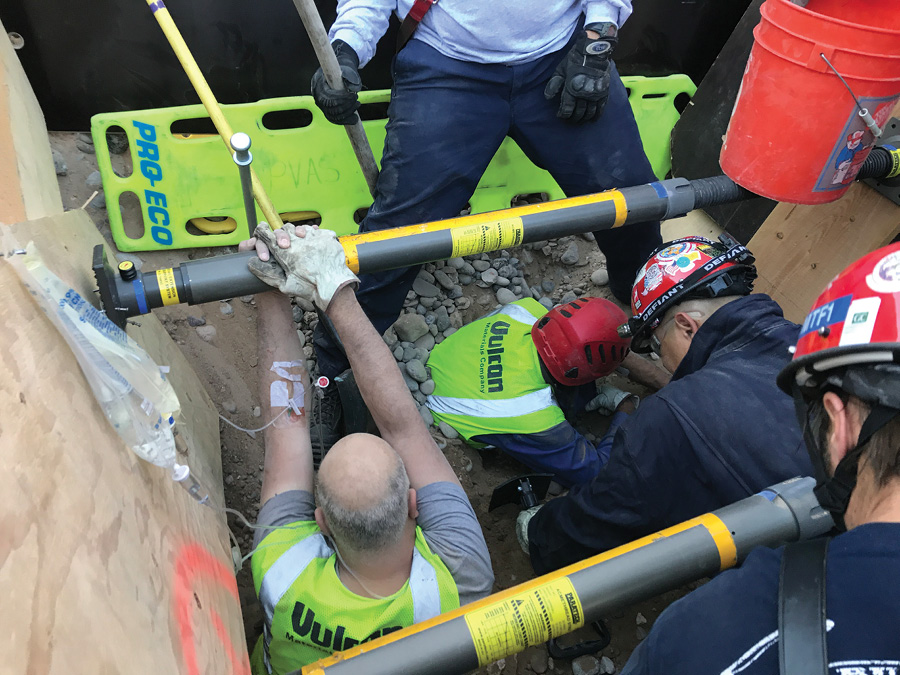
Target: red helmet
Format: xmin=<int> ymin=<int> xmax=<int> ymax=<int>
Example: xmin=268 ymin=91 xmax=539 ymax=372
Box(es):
xmin=532 ymin=297 xmax=631 ymax=385
xmin=618 ymin=236 xmax=757 ymax=353
xmin=777 ymin=243 xmax=900 ymax=530
xmin=777 ymin=242 xmax=900 ymax=402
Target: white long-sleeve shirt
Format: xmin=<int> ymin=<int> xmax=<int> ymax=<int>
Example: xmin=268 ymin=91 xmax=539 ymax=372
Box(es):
xmin=328 ymin=0 xmax=633 ymax=67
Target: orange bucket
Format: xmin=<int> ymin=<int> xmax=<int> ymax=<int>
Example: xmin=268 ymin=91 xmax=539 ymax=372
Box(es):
xmin=720 ymin=0 xmax=900 ymax=204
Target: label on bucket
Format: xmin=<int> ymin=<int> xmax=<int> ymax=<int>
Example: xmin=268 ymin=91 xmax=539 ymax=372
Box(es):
xmin=813 ymin=94 xmax=900 ymax=192
xmin=464 ymin=577 xmax=584 ymax=666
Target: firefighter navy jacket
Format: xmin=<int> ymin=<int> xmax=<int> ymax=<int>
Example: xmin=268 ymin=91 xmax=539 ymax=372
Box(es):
xmin=528 ymin=294 xmax=814 ymax=574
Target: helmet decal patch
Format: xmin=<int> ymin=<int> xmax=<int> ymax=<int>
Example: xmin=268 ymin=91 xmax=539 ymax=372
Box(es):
xmin=866 ymin=250 xmax=900 ymax=293
xmin=642 ymin=263 xmax=663 ymax=295
xmin=663 ymin=251 xmax=701 ymax=275
xmin=799 ymin=294 xmax=852 ymax=338
xmin=654 ymin=242 xmax=692 ymax=260
xmin=838 ymin=297 xmax=881 ymax=347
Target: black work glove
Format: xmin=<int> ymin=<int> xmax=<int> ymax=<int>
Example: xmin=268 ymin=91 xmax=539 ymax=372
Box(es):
xmin=544 ymin=22 xmax=618 ymax=123
xmin=311 ymin=40 xmax=362 ymax=125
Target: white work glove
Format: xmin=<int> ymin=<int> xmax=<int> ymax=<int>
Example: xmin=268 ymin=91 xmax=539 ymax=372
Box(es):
xmin=516 ymin=505 xmax=542 ymax=555
xmin=244 ymin=223 xmax=359 ymax=311
xmin=585 ymin=384 xmax=640 ymax=415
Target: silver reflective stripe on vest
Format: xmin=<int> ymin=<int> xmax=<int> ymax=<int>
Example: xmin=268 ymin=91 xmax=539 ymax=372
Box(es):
xmin=257 ymin=533 xmax=443 ymax=671
xmin=409 ymin=548 xmax=442 ymax=624
xmin=485 ymin=303 xmax=540 ymax=327
xmin=427 ymin=385 xmax=556 ymax=419
xmin=259 ymin=533 xmax=333 ymax=673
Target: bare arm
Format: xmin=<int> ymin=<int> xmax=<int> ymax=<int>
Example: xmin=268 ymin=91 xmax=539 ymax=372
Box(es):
xmin=256 ymin=292 xmax=315 ymax=504
xmin=326 ymin=287 xmax=460 ymax=489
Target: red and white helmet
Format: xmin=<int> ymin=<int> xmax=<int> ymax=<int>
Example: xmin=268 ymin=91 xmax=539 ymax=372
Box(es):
xmin=618 ymin=236 xmax=757 ymax=353
xmin=777 ymin=243 xmax=900 ymax=529
xmin=777 ymin=242 xmax=900 ymax=401
xmin=532 ymin=297 xmax=631 ymax=385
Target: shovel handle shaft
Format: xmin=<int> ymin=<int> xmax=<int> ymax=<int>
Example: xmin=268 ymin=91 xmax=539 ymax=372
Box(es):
xmin=143 ymin=0 xmax=284 ymax=228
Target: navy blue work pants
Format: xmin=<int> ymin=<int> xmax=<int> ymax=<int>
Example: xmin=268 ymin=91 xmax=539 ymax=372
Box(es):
xmin=315 ymin=39 xmax=661 ymax=378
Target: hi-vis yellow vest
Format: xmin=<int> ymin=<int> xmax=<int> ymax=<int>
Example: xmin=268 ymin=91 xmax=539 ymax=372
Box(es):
xmin=250 ymin=521 xmax=459 ymax=674
xmin=427 ymin=298 xmax=565 ymax=445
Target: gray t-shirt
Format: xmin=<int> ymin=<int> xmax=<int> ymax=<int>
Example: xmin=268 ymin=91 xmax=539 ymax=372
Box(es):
xmin=254 ymin=481 xmax=494 ymax=606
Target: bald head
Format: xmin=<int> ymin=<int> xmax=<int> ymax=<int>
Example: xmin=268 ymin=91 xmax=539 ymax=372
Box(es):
xmin=316 ymin=433 xmax=411 ymax=553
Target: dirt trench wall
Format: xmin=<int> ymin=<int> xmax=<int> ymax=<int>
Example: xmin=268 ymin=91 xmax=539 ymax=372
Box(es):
xmin=0 ymin=21 xmax=248 ymax=674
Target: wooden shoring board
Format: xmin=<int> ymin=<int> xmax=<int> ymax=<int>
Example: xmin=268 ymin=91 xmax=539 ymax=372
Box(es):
xmin=0 ymin=18 xmax=63 ymax=224
xmin=750 ymin=183 xmax=900 ymax=323
xmin=0 ymin=209 xmax=248 ymax=674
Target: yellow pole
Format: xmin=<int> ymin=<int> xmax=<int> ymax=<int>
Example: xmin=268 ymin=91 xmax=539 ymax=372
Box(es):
xmin=142 ymin=0 xmax=284 ymax=229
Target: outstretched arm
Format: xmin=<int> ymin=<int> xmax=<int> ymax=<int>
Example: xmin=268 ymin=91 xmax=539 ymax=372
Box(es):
xmin=326 ymin=287 xmax=460 ymax=490
xmin=255 ymin=292 xmax=314 ymax=505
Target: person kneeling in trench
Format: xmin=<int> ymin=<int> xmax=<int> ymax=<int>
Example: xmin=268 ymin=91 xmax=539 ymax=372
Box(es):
xmin=241 ymin=224 xmax=493 ymax=674
xmin=426 ymin=294 xmax=641 ymax=488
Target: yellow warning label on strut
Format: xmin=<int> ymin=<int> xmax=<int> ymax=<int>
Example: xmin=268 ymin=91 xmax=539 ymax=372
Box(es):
xmin=465 ymin=577 xmax=584 ymax=666
xmin=450 ymin=216 xmax=524 ymax=258
xmin=156 ymin=268 xmax=180 ymax=306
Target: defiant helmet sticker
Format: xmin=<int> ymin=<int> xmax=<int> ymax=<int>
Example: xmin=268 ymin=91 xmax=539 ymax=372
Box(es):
xmin=655 ymin=242 xmax=692 ymax=261
xmin=663 ymin=251 xmax=701 ymax=275
xmin=866 ymin=250 xmax=900 ymax=293
xmin=641 ymin=263 xmax=663 ymax=295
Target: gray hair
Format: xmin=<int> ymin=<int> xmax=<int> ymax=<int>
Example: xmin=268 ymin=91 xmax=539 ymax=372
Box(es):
xmin=316 ymin=453 xmax=411 ymax=553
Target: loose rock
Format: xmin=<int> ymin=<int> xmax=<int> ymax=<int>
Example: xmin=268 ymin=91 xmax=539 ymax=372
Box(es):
xmin=438 ymin=421 xmax=459 ymax=439
xmin=413 ymin=278 xmax=440 ymax=298
xmin=240 ymin=295 xmax=254 ymax=303
xmin=252 ymin=406 xmax=261 ymax=418
xmin=414 ymin=333 xmax=435 ymax=351
xmin=220 ymin=303 xmax=234 ymax=316
xmin=448 ymin=257 xmax=465 ymax=269
xmin=403 ymin=374 xmax=419 ymax=392
xmin=106 ymin=132 xmax=129 ymax=155
xmin=538 ymin=297 xmax=554 ymax=311
xmin=394 ymin=314 xmax=430 ymax=342
xmin=542 ymin=280 xmax=555 ymax=293
xmin=223 ymin=400 xmax=237 ymax=414
xmin=481 ymin=268 xmax=499 ymax=284
xmin=472 ymin=260 xmax=491 ymax=272
xmin=86 ymin=170 xmax=103 ymax=190
xmin=406 ymin=359 xmax=428 ymax=383
xmin=572 ymin=655 xmax=600 ymax=675
xmin=196 ymin=325 xmax=217 ymax=342
xmin=600 ymin=656 xmax=616 ymax=674
xmin=561 ymin=241 xmax=580 ymax=265
xmin=434 ymin=269 xmax=456 ymax=290
xmin=187 ymin=315 xmax=206 ymax=327
xmin=295 ymin=297 xmax=315 ymax=312
xmin=393 ymin=345 xmax=405 ymax=361
xmin=591 ymin=268 xmax=610 ymax=286
xmin=419 ymin=379 xmax=436 ymax=396
xmin=496 ymin=288 xmax=517 ymax=305
xmin=434 ymin=306 xmax=451 ymax=332
xmin=419 ymin=406 xmax=434 ymax=426
xmin=51 ymin=149 xmax=67 ymax=176
xmin=530 ymin=651 xmax=549 ymax=675
xmin=225 ymin=474 xmax=235 ymax=486
xmin=636 ymin=612 xmax=647 ymax=625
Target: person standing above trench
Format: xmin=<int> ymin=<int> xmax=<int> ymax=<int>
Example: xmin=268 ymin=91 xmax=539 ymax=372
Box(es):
xmin=240 ymin=224 xmax=493 ymax=674
xmin=620 ymin=243 xmax=900 ymax=675
xmin=426 ymin=295 xmax=641 ymax=487
xmin=522 ymin=236 xmax=814 ymax=574
xmin=308 ymin=0 xmax=662 ymax=453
